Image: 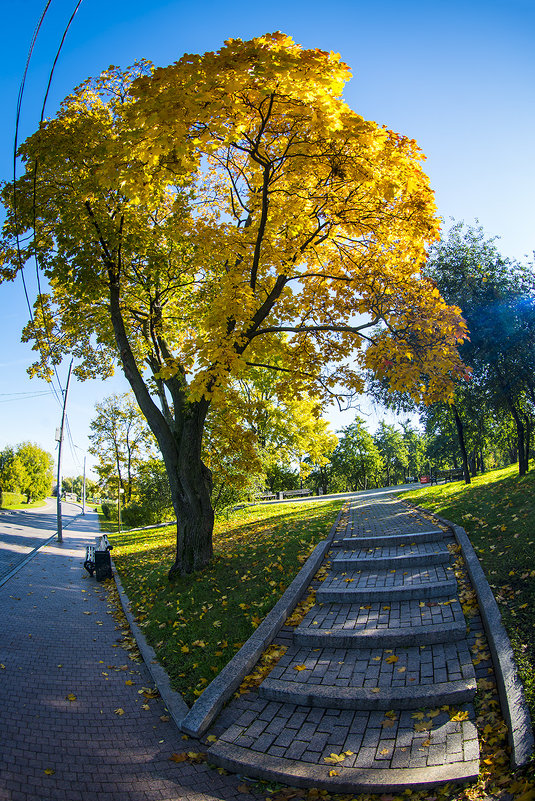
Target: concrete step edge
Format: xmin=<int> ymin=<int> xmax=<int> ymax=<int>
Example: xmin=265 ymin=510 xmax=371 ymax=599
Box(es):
xmin=293 ymin=619 xmax=467 ymax=648
xmin=332 ymin=552 xmax=451 ymax=570
xmin=339 ymin=531 xmax=444 ymax=548
xmin=207 ymin=741 xmax=480 ymax=793
xmin=316 ymin=579 xmax=458 ymax=602
xmin=258 ymin=677 xmax=477 ymax=710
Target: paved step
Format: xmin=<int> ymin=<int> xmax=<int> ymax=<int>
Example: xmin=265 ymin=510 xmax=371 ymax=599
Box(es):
xmin=207 ymin=699 xmax=480 ymax=792
xmin=259 ymin=640 xmax=476 ymax=710
xmin=259 ymin=676 xmax=476 ymax=710
xmin=332 ymin=544 xmax=451 ymax=571
xmin=294 ymin=598 xmax=466 ymax=648
xmin=316 ymin=564 xmax=457 ymax=603
xmin=339 ymin=530 xmax=444 ymax=549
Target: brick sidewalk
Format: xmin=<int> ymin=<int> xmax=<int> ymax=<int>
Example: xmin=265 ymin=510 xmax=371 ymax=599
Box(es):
xmin=0 ymin=510 xmax=261 ymax=801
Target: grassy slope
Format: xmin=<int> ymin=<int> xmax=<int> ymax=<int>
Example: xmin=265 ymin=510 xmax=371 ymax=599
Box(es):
xmin=402 ymin=463 xmax=535 ymax=726
xmin=110 ymin=499 xmax=342 ymax=705
xmin=0 ymin=491 xmax=48 ymax=510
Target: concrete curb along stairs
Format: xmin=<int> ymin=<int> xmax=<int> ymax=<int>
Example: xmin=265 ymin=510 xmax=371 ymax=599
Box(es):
xmin=409 ymin=505 xmax=534 ymax=769
xmin=205 ymin=500 xmax=482 ymax=792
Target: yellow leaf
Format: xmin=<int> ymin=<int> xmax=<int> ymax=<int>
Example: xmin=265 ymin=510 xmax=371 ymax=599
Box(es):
xmin=114 ymin=708 xmax=125 ymax=716
xmin=385 ymin=655 xmax=399 ymax=664
xmin=294 ymin=664 xmax=308 ymax=671
xmin=328 ymin=770 xmax=339 ymax=777
xmin=66 ymin=693 xmax=77 ymax=701
xmin=324 ymin=753 xmax=346 ymax=764
xmin=44 ymin=768 xmax=55 ymax=775
xmin=397 ymin=666 xmax=406 ymax=673
xmin=414 ymin=721 xmax=432 ymax=732
xmin=181 ymin=645 xmax=190 ymax=653
xmin=206 ymin=735 xmax=217 ymax=742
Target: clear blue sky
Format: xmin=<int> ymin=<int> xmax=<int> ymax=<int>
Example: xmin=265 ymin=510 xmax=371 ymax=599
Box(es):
xmin=0 ymin=0 xmax=533 ymax=478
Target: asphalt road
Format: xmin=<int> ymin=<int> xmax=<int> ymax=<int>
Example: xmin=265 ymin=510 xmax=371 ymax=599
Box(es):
xmin=0 ymin=497 xmax=83 ymax=584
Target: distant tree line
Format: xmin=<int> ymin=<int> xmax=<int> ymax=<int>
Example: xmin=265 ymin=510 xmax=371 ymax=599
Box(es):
xmin=0 ymin=442 xmax=53 ymax=505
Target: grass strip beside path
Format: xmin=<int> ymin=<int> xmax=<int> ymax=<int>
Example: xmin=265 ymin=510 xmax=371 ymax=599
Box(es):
xmin=401 ymin=462 xmax=535 ymax=730
xmin=0 ymin=491 xmax=48 ymax=510
xmin=109 ymin=499 xmax=342 ymax=706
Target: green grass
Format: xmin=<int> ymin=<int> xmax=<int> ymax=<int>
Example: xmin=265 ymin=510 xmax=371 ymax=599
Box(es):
xmin=110 ymin=499 xmax=342 ymax=705
xmin=402 ymin=462 xmax=535 ymax=727
xmin=0 ymin=491 xmax=48 ymax=510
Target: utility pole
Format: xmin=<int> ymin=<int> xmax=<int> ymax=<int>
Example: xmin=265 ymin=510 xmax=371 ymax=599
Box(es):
xmin=56 ymin=360 xmax=73 ymax=543
xmin=82 ymin=454 xmax=86 ymax=515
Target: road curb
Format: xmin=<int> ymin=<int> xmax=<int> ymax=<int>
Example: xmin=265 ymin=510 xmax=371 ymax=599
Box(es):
xmin=112 ymin=563 xmax=190 ymax=731
xmin=407 ymin=502 xmax=534 ymax=768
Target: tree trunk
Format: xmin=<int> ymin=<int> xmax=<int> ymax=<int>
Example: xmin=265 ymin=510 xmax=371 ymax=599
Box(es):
xmin=525 ymin=415 xmax=532 ymax=473
xmin=452 ymin=405 xmax=471 ymax=484
xmin=508 ymin=402 xmax=527 ymax=476
xmin=160 ymin=403 xmax=214 ymax=578
xmin=108 ymin=268 xmax=214 ymax=577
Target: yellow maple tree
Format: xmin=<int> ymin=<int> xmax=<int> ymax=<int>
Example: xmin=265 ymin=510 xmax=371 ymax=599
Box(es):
xmin=0 ymin=33 xmax=467 ymax=576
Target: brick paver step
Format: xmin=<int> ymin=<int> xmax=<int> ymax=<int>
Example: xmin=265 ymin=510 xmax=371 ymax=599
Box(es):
xmin=332 ymin=541 xmax=451 ymax=571
xmin=339 ymin=530 xmax=444 ymax=549
xmin=259 ymin=640 xmax=475 ymax=710
xmin=259 ymin=676 xmax=476 ymax=710
xmin=316 ymin=564 xmax=457 ymax=603
xmin=207 ymin=696 xmax=480 ymax=792
xmin=294 ymin=598 xmax=466 ymax=648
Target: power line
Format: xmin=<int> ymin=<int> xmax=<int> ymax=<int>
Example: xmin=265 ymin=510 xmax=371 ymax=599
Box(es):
xmin=13 ymin=0 xmax=84 ymax=407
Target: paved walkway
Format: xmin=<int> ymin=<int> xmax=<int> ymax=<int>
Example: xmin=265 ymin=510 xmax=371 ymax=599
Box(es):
xmin=0 ymin=499 xmax=81 ymax=584
xmin=205 ymin=495 xmax=489 ymax=793
xmin=0 ymin=507 xmax=264 ymax=801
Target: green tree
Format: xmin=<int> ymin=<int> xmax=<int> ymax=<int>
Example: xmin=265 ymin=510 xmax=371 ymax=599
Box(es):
xmin=16 ymin=442 xmax=53 ymax=502
xmin=88 ymin=394 xmax=154 ymax=503
xmin=0 ymin=447 xmax=25 ymax=502
xmin=425 ymin=222 xmax=535 ymax=476
xmin=331 ymin=418 xmax=382 ymax=491
xmin=1 ymin=36 xmax=467 ymax=576
xmin=400 ymin=420 xmax=426 ymax=480
xmin=374 ymin=422 xmax=408 ymax=486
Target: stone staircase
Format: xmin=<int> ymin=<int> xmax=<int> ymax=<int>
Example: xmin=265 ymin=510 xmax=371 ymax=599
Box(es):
xmin=207 ymin=501 xmax=480 ymax=792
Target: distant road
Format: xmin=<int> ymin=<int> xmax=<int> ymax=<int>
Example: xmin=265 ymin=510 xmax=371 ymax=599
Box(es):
xmin=0 ymin=498 xmax=82 ymax=583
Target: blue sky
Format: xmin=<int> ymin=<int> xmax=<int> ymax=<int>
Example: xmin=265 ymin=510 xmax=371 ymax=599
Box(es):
xmin=0 ymin=0 xmax=533 ymax=478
